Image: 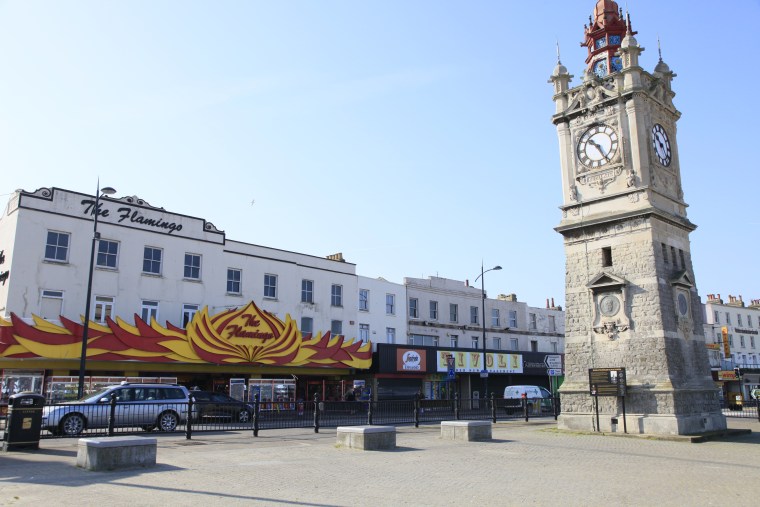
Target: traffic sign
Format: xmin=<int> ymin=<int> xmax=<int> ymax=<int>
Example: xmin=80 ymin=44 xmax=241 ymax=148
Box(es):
xmin=547 ymin=368 xmax=563 ymax=376
xmin=544 ymin=355 xmax=562 ymax=369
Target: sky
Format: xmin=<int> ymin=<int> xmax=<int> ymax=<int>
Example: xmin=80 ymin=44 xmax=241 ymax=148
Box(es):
xmin=1 ymin=1 xmax=759 ymax=309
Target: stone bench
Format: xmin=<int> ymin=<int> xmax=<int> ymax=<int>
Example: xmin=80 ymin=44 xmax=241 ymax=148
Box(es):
xmin=77 ymin=436 xmax=157 ymax=471
xmin=441 ymin=421 xmax=492 ymax=442
xmin=336 ymin=425 xmax=396 ymax=450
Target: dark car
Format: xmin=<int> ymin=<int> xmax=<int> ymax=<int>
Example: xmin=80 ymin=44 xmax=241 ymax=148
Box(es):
xmin=190 ymin=391 xmax=253 ymax=423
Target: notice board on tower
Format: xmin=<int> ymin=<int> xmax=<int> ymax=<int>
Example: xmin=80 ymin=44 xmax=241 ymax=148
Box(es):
xmin=588 ymin=367 xmax=626 ymax=397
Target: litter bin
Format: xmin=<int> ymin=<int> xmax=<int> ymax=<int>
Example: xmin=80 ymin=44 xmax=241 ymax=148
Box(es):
xmin=2 ymin=393 xmax=45 ymax=451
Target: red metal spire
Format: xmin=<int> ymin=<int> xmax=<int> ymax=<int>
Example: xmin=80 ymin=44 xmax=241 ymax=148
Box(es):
xmin=581 ymin=0 xmax=634 ymax=77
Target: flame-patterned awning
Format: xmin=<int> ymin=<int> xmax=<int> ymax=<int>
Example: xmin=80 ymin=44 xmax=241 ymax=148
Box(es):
xmin=0 ymin=301 xmax=372 ymax=369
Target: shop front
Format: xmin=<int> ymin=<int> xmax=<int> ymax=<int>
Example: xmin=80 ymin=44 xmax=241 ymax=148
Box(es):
xmin=374 ymin=344 xmax=564 ymax=401
xmin=0 ymin=301 xmax=372 ymax=413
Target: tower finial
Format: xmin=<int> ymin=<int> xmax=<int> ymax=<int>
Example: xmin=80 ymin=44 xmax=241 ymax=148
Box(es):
xmin=556 ymin=41 xmax=562 ymax=64
xmin=657 ymin=36 xmax=663 ymax=61
xmin=626 ymin=8 xmax=632 ymax=35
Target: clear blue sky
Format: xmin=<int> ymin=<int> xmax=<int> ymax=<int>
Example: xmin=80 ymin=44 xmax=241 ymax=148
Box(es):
xmin=2 ymin=1 xmax=758 ymax=308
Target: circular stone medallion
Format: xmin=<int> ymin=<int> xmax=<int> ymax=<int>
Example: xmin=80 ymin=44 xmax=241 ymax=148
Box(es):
xmin=599 ymin=295 xmax=620 ymax=317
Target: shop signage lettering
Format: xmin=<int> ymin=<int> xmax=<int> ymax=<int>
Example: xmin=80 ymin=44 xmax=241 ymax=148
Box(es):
xmin=396 ymin=349 xmax=426 ymax=372
xmin=82 ymin=199 xmax=184 ymax=235
xmin=734 ymin=328 xmax=758 ymax=335
xmin=223 ymin=314 xmax=275 ymax=340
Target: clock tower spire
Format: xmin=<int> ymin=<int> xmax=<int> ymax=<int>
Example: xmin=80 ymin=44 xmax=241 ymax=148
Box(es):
xmin=550 ymin=2 xmax=726 ymax=436
xmin=582 ymin=1 xmax=630 ymax=78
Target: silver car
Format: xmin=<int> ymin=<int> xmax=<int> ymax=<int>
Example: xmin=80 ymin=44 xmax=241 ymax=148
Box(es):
xmin=42 ymin=383 xmax=190 ymax=436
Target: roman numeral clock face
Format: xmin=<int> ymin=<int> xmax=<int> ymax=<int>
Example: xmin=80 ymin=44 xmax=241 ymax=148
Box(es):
xmin=652 ymin=124 xmax=672 ymax=166
xmin=577 ymin=124 xmax=619 ymax=168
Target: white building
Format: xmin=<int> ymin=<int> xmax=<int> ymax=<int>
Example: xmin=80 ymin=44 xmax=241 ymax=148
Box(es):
xmin=702 ymin=294 xmax=760 ymax=368
xmin=356 ymin=276 xmax=408 ymax=348
xmin=0 ymin=187 xmax=360 ymax=337
xmin=404 ymin=276 xmax=564 ymax=354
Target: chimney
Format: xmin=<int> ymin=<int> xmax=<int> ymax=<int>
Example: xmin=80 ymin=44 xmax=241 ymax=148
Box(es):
xmin=326 ymin=253 xmax=345 ymax=262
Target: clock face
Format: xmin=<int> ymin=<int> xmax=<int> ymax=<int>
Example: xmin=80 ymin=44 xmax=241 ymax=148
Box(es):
xmin=577 ymin=124 xmax=619 ymax=168
xmin=593 ymin=59 xmax=608 ymax=78
xmin=677 ymin=293 xmax=689 ymax=316
xmin=608 ymin=35 xmax=621 ymax=45
xmin=611 ymin=56 xmax=623 ymax=72
xmin=652 ymin=124 xmax=672 ymax=166
xmin=595 ymin=36 xmax=606 ymax=49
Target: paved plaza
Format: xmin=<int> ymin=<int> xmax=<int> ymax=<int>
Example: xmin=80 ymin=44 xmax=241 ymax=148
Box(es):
xmin=1 ymin=419 xmax=759 ymax=506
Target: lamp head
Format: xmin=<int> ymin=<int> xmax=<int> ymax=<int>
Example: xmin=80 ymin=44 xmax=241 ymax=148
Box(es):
xmin=493 ymin=266 xmax=502 ymax=271
xmin=100 ymin=187 xmax=117 ymax=196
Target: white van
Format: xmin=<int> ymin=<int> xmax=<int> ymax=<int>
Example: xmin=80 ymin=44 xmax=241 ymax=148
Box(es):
xmin=503 ymin=385 xmax=553 ymax=414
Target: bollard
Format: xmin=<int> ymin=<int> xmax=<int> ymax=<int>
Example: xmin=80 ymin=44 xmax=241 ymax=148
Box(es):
xmin=186 ymin=396 xmax=193 ymax=440
xmin=553 ymin=395 xmax=559 ymax=421
xmin=522 ymin=394 xmax=529 ymax=422
xmin=252 ymin=393 xmax=260 ymax=437
xmin=313 ymin=392 xmax=320 ymax=433
xmin=491 ymin=392 xmax=496 ymax=423
xmin=108 ymin=392 xmax=117 ymax=436
xmin=367 ymin=399 xmax=373 ymax=426
xmin=454 ymin=391 xmax=460 ymax=420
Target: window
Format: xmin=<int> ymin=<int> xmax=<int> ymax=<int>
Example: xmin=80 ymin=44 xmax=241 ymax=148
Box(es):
xmin=450 ymin=334 xmax=458 ymax=348
xmin=184 ymin=253 xmax=201 ymax=280
xmin=749 ymin=315 xmax=754 ymax=328
xmin=409 ymin=298 xmax=418 ymax=318
xmin=470 ymin=306 xmax=479 ymax=325
xmin=94 ymin=296 xmax=114 ymax=324
xmin=449 ymin=303 xmax=458 ymax=323
xmin=359 ymin=324 xmax=370 ymax=342
xmin=471 ymin=336 xmax=479 ymax=349
xmin=738 ymin=315 xmax=744 ymax=327
xmin=96 ymin=239 xmax=119 ymax=269
xmin=679 ymin=249 xmax=686 ymax=268
xmin=386 ymin=294 xmax=395 ymax=315
xmin=491 ymin=308 xmax=500 ymax=327
xmin=740 ymin=336 xmax=746 ymax=348
xmin=409 ymin=334 xmax=438 ymax=346
xmin=670 ymin=246 xmax=677 ymax=268
xmin=302 ymin=280 xmax=314 ymax=303
xmin=549 ymin=315 xmax=556 ymax=332
xmin=359 ymin=289 xmax=369 ymax=311
xmin=508 ymin=311 xmax=517 ymax=328
xmin=751 ymin=336 xmax=756 ymax=349
xmin=529 ymin=313 xmax=537 ymax=330
xmin=227 ymin=269 xmax=242 ymax=294
xmin=530 ymin=340 xmax=538 ymax=352
xmin=493 ymin=337 xmax=501 ymax=350
xmin=662 ymin=243 xmax=669 ymax=265
xmin=141 ymin=300 xmax=159 ymax=322
xmin=45 ymin=231 xmax=70 ymax=262
xmin=40 ymin=290 xmax=64 ymax=319
xmin=726 ymin=313 xmax=731 ymax=325
xmin=182 ymin=304 xmax=199 ymax=327
xmin=331 ymin=320 xmax=343 ymax=337
xmin=602 ymin=246 xmax=612 ymax=267
xmin=143 ymin=247 xmax=162 ymax=275
xmin=728 ymin=334 xmax=734 ymax=346
xmin=300 ymin=317 xmax=313 ymax=337
xmin=551 ymin=341 xmax=559 ymax=353
xmin=386 ymin=327 xmax=396 ymax=344
xmin=264 ymin=274 xmax=278 ymax=299
xmin=331 ymin=284 xmax=343 ymax=307
xmin=430 ymin=301 xmax=438 ymax=320
xmin=510 ymin=338 xmax=519 ymax=350
xmin=714 ymin=311 xmax=720 ymax=324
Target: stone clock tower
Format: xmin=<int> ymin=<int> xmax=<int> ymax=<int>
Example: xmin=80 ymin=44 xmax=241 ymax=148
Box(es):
xmin=550 ymin=1 xmax=725 ymax=435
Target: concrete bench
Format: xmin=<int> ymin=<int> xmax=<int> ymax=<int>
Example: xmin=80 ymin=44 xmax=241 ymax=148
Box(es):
xmin=441 ymin=421 xmax=492 ymax=442
xmin=336 ymin=425 xmax=396 ymax=450
xmin=77 ymin=436 xmax=157 ymax=471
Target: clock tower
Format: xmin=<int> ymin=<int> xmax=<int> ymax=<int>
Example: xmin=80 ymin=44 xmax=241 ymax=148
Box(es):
xmin=550 ymin=1 xmax=726 ymax=435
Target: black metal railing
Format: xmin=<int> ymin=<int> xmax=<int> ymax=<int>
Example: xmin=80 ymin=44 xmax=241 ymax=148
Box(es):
xmin=38 ymin=393 xmax=562 ymax=439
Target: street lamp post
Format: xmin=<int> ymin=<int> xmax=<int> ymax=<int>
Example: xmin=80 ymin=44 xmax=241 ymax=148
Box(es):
xmin=77 ymin=183 xmax=116 ymax=399
xmin=474 ymin=263 xmax=502 ymax=400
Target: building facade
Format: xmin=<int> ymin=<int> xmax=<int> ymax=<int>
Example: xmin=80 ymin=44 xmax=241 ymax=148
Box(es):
xmin=702 ymin=294 xmax=760 ymax=404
